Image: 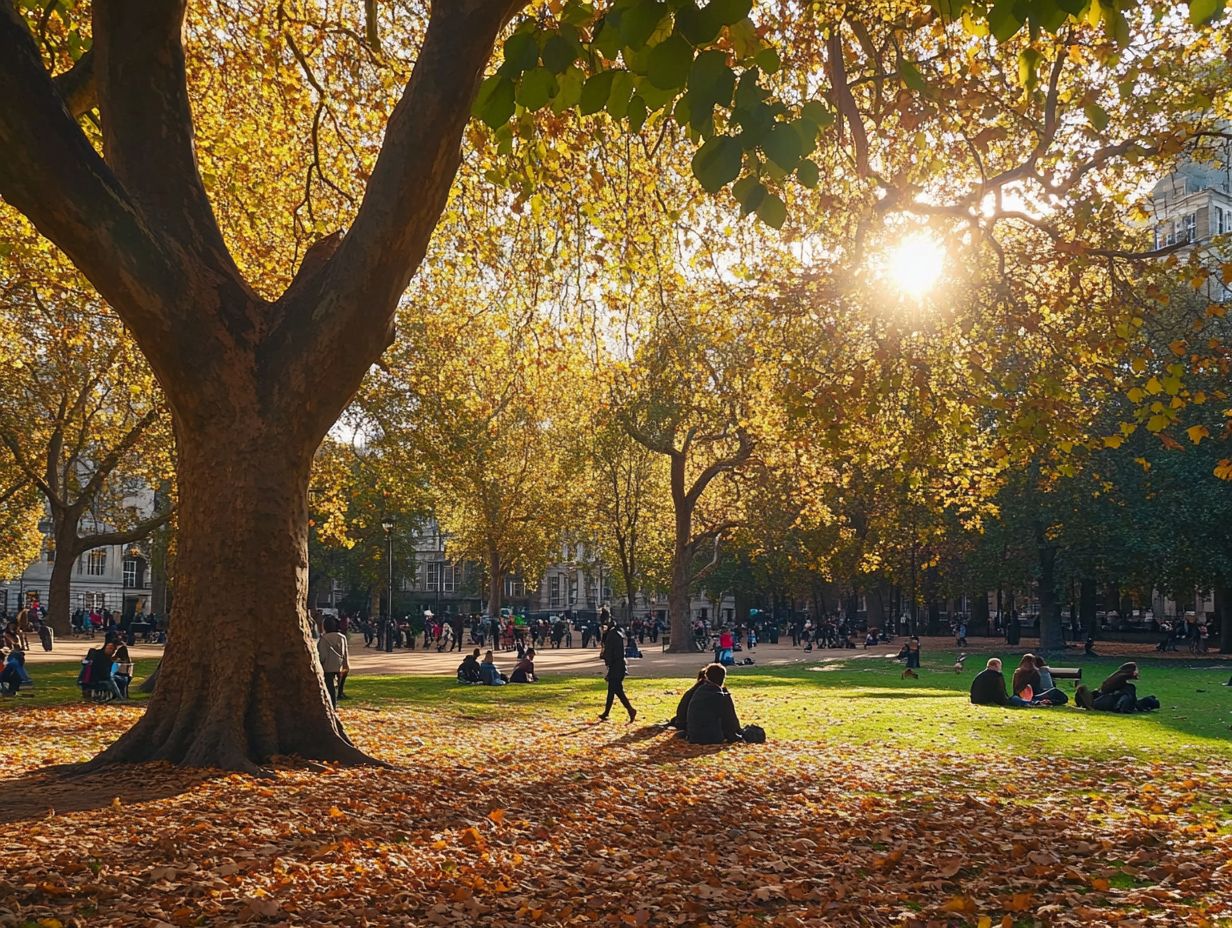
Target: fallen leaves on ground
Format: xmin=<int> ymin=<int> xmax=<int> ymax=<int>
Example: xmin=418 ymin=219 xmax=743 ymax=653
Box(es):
xmin=0 ymin=702 xmax=1230 ymax=927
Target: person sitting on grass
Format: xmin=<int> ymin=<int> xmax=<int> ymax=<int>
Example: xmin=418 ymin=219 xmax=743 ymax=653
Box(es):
xmin=457 ymin=649 xmax=483 ymax=684
xmin=0 ymin=649 xmax=30 ymax=696
xmin=1031 ymin=654 xmax=1068 ymax=705
xmin=970 ymin=657 xmax=1044 ymax=707
xmin=82 ymin=639 xmax=125 ymax=701
xmin=510 ymin=648 xmax=538 ymax=684
xmin=1011 ymin=653 xmax=1041 ymax=700
xmin=864 ymin=629 xmax=878 ymax=649
xmin=479 ymin=650 xmax=507 ymax=686
xmin=686 ymin=663 xmax=742 ymax=744
xmin=668 ymin=669 xmax=707 ymax=735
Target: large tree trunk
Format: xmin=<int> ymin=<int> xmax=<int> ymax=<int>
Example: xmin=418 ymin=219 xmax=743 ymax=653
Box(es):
xmin=971 ymin=590 xmax=989 ymax=634
xmin=1080 ymin=577 xmax=1098 ymax=640
xmin=85 ymin=426 xmax=370 ymax=774
xmin=1036 ymin=539 xmax=1064 ymax=651
xmin=1217 ymin=585 xmax=1231 ymax=655
xmin=46 ymin=527 xmax=80 ymax=637
xmin=667 ymin=552 xmax=695 ymax=651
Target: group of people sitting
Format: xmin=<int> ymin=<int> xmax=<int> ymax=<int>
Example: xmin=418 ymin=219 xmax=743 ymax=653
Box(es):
xmin=77 ymin=633 xmax=133 ymax=701
xmin=456 ymin=648 xmax=538 ymax=686
xmin=970 ymin=655 xmax=1158 ymax=713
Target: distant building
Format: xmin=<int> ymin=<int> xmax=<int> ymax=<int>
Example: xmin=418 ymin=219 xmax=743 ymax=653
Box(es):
xmin=1150 ymin=147 xmax=1232 ymax=302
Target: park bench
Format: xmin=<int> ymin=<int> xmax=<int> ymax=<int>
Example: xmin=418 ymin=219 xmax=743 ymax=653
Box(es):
xmin=1049 ymin=667 xmax=1082 ymax=681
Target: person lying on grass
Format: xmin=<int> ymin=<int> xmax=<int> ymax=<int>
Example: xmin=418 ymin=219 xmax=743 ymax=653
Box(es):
xmin=970 ymin=658 xmax=1056 ymax=707
xmin=1076 ymin=661 xmax=1159 ymax=713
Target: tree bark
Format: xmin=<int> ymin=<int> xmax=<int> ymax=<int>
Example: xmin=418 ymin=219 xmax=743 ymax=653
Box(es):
xmin=486 ymin=550 xmax=503 ymax=618
xmin=1036 ymin=539 xmax=1064 ymax=651
xmin=84 ymin=422 xmax=370 ymax=774
xmin=1216 ymin=585 xmax=1231 ymax=655
xmin=1080 ymin=577 xmax=1098 ymax=640
xmin=46 ymin=527 xmax=80 ymax=637
xmin=971 ymin=590 xmax=989 ymax=634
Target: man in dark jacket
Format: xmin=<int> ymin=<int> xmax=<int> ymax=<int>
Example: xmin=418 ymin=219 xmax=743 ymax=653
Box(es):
xmin=969 ymin=657 xmax=1026 ymax=707
xmin=598 ymin=622 xmax=636 ymax=722
xmin=686 ymin=663 xmax=742 ymax=744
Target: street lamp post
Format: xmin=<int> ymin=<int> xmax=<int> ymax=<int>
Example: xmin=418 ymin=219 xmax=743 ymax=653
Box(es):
xmin=382 ymin=516 xmax=395 ymax=653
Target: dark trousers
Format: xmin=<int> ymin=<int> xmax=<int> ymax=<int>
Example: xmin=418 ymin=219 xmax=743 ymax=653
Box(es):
xmin=604 ymin=673 xmax=634 ymax=717
xmin=324 ymin=672 xmax=340 ymax=707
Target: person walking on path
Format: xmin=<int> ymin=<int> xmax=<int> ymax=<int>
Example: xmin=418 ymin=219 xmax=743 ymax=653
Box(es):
xmin=317 ymin=616 xmax=350 ymax=708
xmin=598 ymin=621 xmax=636 ymax=723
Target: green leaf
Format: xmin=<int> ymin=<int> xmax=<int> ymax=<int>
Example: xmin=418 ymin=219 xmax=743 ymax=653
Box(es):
xmin=732 ymin=175 xmax=766 ymax=215
xmin=607 ymin=70 xmax=637 ymax=117
xmin=800 ymin=100 xmax=835 ymax=129
xmin=762 ymin=122 xmax=803 ymax=170
xmin=551 ymin=67 xmax=585 ymax=113
xmin=754 ymin=46 xmax=781 ymax=74
xmin=628 ymin=94 xmax=649 ymax=132
xmin=646 ymin=33 xmax=694 ymax=90
xmin=688 ymin=50 xmax=736 ymax=110
xmin=516 ymin=67 xmax=557 ymax=111
xmin=580 ymin=71 xmax=617 ymax=115
xmin=796 ymin=159 xmax=819 ymax=188
xmin=676 ymin=1 xmax=725 ymax=44
xmin=1017 ymin=47 xmax=1041 ymax=92
xmin=591 ymin=15 xmax=624 ymax=58
xmin=621 ymin=0 xmax=669 ymax=47
xmin=1188 ymin=0 xmax=1225 ymax=25
xmin=473 ymin=75 xmax=516 ymax=129
xmin=706 ymin=0 xmax=753 ymax=27
xmin=501 ymin=31 xmax=540 ymax=75
xmin=1084 ymin=102 xmax=1109 ymax=132
xmin=756 ymin=191 xmax=786 ymax=228
xmin=988 ymin=0 xmax=1022 ymax=41
xmin=898 ymin=57 xmax=928 ymax=93
xmin=542 ymin=34 xmax=577 ymax=74
xmin=691 ymin=135 xmax=743 ymax=192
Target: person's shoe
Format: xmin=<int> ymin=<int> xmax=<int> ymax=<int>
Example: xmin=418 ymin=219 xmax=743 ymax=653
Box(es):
xmin=338 ymin=693 xmax=349 ymax=700
xmin=597 ymin=713 xmax=609 ymax=721
xmin=627 ymin=709 xmax=638 ymax=724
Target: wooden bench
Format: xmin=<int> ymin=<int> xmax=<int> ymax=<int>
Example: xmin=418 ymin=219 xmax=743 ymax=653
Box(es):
xmin=1049 ymin=667 xmax=1082 ymax=681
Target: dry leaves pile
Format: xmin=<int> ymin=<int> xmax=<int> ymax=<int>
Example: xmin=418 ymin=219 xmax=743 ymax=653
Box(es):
xmin=1 ymin=703 xmax=1230 ymax=927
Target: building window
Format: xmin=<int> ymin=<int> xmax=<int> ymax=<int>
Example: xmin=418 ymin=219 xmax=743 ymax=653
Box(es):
xmin=424 ymin=561 xmax=438 ymax=592
xmin=83 ymin=591 xmax=106 ymax=611
xmin=123 ymin=557 xmax=138 ymax=588
xmin=1214 ymin=204 xmax=1230 ymax=236
xmin=44 ymin=539 xmax=54 ymax=563
xmin=86 ymin=549 xmax=107 ymax=576
xmin=549 ymin=575 xmax=561 ymax=608
xmin=1184 ymin=212 xmax=1196 ymax=242
xmin=505 ymin=576 xmax=525 ymax=598
xmin=441 ymin=563 xmax=456 ymax=594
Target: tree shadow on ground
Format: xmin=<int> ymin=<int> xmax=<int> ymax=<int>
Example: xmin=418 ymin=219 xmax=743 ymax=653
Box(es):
xmin=0 ymin=763 xmax=223 ymax=825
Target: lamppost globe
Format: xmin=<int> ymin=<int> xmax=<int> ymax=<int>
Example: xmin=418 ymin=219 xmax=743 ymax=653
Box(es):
xmin=381 ymin=517 xmax=395 ymax=534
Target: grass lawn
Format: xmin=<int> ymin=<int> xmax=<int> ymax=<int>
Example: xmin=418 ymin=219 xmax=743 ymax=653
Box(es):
xmin=2 ymin=652 xmax=1230 ymax=927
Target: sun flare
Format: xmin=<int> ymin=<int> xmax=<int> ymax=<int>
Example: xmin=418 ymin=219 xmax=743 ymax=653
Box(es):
xmin=883 ymin=233 xmax=946 ymax=300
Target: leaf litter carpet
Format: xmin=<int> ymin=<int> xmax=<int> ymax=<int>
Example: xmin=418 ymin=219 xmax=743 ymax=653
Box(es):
xmin=0 ymin=703 xmax=1229 ymax=927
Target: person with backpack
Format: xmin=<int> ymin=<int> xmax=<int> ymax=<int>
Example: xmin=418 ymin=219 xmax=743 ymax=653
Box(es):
xmin=457 ymin=649 xmax=483 ymax=684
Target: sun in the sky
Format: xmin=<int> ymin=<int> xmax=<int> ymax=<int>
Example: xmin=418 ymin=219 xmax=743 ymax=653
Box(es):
xmin=882 ymin=232 xmax=946 ymax=300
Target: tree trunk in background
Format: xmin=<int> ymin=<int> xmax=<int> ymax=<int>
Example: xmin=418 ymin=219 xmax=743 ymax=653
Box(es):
xmin=926 ymin=599 xmax=941 ymax=636
xmin=486 ymin=550 xmax=503 ymax=618
xmin=1036 ymin=540 xmax=1064 ymax=651
xmin=1217 ymin=586 xmax=1231 ymax=654
xmin=866 ymin=584 xmax=887 ymax=630
xmin=971 ymin=591 xmax=989 ymax=634
xmin=46 ymin=529 xmax=80 ymax=637
xmin=86 ymin=423 xmax=368 ymax=773
xmin=1006 ymin=591 xmax=1021 ymax=645
xmin=1080 ymin=578 xmax=1098 ymax=640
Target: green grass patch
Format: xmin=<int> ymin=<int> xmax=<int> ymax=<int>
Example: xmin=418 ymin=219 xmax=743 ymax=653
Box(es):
xmin=9 ymin=653 xmax=1231 ymax=761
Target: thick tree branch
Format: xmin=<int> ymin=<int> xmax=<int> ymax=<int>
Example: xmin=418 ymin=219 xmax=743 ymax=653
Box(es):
xmin=76 ymin=407 xmax=161 ymax=505
xmin=263 ymin=0 xmax=530 ymax=429
xmin=0 ymin=1 xmax=193 ymax=368
xmin=53 ymin=48 xmax=96 ymax=117
xmin=93 ymin=0 xmax=254 ymax=325
xmin=826 ymin=29 xmax=870 ymax=177
xmin=76 ymin=505 xmax=176 ymax=553
xmin=684 ymin=430 xmax=754 ymax=509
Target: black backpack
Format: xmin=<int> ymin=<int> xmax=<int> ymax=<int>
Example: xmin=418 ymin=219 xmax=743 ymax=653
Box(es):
xmin=741 ymin=725 xmax=766 ymax=744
